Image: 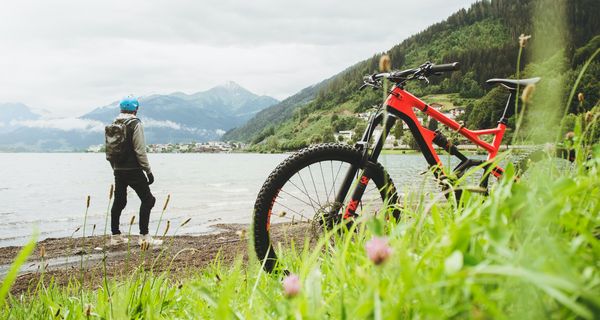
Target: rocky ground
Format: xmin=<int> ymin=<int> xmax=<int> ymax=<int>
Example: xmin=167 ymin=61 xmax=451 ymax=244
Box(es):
xmin=0 ymin=222 xmax=314 ymax=295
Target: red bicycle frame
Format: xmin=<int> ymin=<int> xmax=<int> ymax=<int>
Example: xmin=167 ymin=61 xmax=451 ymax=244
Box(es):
xmin=340 ymin=85 xmax=510 ymax=219
xmin=385 ymin=86 xmax=506 ymax=177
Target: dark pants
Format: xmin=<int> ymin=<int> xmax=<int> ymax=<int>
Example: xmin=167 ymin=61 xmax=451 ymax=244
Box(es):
xmin=111 ymin=169 xmax=156 ymax=235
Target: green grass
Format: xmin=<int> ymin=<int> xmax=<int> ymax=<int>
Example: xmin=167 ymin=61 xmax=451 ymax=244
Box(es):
xmin=1 ymin=143 xmax=599 ymax=319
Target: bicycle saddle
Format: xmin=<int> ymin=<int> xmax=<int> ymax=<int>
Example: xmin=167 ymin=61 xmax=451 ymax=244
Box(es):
xmin=486 ymin=77 xmax=540 ymax=90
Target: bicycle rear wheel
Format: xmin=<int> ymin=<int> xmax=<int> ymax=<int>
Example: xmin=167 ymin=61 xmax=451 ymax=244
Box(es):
xmin=253 ymin=143 xmax=398 ymax=272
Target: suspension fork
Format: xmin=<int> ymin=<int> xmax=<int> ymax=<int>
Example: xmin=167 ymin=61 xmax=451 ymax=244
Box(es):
xmin=331 ymin=113 xmax=397 ymax=219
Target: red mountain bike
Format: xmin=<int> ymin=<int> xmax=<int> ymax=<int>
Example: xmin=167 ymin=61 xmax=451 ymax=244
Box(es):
xmin=252 ymin=61 xmax=568 ymax=272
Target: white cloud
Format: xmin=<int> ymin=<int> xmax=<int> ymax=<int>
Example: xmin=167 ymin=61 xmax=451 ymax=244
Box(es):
xmin=11 ymin=118 xmax=105 ymax=132
xmin=0 ymin=0 xmax=477 ymax=117
xmin=215 ymin=129 xmax=226 ymax=136
xmin=142 ymin=118 xmax=209 ymax=134
xmin=142 ymin=118 xmax=182 ymax=130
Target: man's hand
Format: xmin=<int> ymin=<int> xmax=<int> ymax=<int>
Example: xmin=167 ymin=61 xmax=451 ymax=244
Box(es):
xmin=147 ymin=172 xmax=155 ymax=185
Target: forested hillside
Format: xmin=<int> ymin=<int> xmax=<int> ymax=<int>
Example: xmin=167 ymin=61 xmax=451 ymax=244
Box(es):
xmin=225 ymin=0 xmax=599 ymax=150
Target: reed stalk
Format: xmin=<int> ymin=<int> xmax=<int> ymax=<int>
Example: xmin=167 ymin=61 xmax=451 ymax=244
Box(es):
xmin=125 ymin=215 xmax=136 ymax=272
xmin=511 ymin=34 xmax=530 ymax=144
xmin=104 ymin=185 xmax=114 ymax=237
xmin=80 ymin=195 xmax=91 ymax=297
xmin=513 ymin=84 xmax=536 ymax=143
xmin=154 ymin=194 xmax=171 ymax=237
xmin=102 ymin=185 xmax=114 ymax=318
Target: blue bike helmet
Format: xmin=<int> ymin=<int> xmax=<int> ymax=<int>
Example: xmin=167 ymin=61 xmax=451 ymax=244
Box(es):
xmin=119 ymin=96 xmax=139 ymax=111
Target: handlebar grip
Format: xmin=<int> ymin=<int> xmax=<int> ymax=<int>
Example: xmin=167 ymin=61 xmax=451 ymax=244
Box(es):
xmin=430 ymin=62 xmax=460 ymax=73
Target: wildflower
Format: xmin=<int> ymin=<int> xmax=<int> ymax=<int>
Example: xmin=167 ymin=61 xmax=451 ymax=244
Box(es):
xmin=130 ymin=215 xmax=136 ymax=225
xmin=277 ymin=211 xmax=286 ymax=217
xmin=40 ymin=245 xmax=46 ymax=259
xmin=163 ymin=194 xmax=171 ymax=211
xmin=518 ymin=34 xmax=531 ymax=48
xmin=109 ymin=184 xmax=114 ymax=201
xmin=74 ymin=226 xmax=81 ymax=233
xmin=521 ymin=83 xmax=536 ymax=104
xmin=379 ymin=54 xmax=392 ymax=72
xmin=578 ymin=92 xmax=585 ymax=103
xmin=86 ymin=195 xmax=91 ymax=208
xmin=365 ymin=236 xmax=392 ymax=265
xmin=282 ymin=274 xmax=301 ymax=298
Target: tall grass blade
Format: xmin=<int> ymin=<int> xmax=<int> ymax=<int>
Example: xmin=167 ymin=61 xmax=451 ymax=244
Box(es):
xmin=0 ymin=235 xmax=37 ymax=308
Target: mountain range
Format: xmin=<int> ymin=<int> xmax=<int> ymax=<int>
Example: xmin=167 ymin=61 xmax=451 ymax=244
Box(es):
xmin=3 ymin=0 xmax=598 ymax=152
xmin=0 ymin=82 xmax=278 ymax=151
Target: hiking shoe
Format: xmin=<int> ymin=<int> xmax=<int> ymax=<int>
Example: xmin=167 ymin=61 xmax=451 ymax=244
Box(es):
xmin=110 ymin=234 xmax=130 ymax=246
xmin=138 ymin=234 xmax=163 ymax=247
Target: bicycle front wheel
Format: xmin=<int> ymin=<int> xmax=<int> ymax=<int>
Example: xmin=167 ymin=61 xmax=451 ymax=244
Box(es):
xmin=252 ymin=143 xmax=398 ymax=272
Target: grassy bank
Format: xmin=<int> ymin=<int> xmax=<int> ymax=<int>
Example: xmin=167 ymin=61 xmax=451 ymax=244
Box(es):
xmin=1 ymin=143 xmax=599 ymax=319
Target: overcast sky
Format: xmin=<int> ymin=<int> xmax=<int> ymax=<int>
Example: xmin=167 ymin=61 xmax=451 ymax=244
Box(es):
xmin=1 ymin=0 xmax=477 ymax=117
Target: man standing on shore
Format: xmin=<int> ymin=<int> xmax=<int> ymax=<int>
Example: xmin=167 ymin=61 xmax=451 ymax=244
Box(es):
xmin=105 ymin=96 xmax=162 ymax=247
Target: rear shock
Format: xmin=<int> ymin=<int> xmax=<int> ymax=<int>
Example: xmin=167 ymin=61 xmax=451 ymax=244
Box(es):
xmin=432 ymin=130 xmax=467 ymax=162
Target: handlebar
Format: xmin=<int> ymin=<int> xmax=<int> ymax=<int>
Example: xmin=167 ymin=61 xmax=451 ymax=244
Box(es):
xmin=360 ymin=61 xmax=460 ymax=90
xmin=429 ymin=62 xmax=460 ymax=73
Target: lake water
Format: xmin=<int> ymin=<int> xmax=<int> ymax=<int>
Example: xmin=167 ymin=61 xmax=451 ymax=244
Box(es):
xmin=0 ymin=152 xmax=452 ymax=247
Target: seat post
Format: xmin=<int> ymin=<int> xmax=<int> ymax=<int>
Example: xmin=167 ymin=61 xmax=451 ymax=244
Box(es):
xmin=499 ymin=91 xmax=515 ymax=125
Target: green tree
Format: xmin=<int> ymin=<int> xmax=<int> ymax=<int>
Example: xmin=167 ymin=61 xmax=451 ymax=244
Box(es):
xmin=310 ymin=134 xmax=323 ymax=144
xmin=322 ymin=126 xmax=336 ymax=143
xmin=403 ymin=134 xmax=420 ymax=151
xmin=266 ymin=136 xmax=279 ymax=151
xmin=354 ymin=122 xmax=367 ymax=138
xmin=393 ymin=123 xmax=404 ymax=140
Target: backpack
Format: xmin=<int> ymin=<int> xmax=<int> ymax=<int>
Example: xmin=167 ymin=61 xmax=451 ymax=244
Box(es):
xmin=105 ymin=118 xmax=138 ymax=162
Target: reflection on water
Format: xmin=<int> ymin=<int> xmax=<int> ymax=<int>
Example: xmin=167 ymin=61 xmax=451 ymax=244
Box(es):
xmin=0 ymin=152 xmax=463 ymax=246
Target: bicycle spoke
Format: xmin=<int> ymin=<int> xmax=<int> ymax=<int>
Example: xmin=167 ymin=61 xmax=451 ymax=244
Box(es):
xmin=279 ymin=188 xmax=316 ymax=209
xmin=289 ymin=175 xmax=319 ymax=212
xmin=318 ymin=162 xmax=330 ymax=203
xmin=273 ymin=200 xmax=311 ymax=222
xmin=329 ymin=161 xmax=335 ymax=200
xmin=307 ymin=165 xmax=322 ymax=205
